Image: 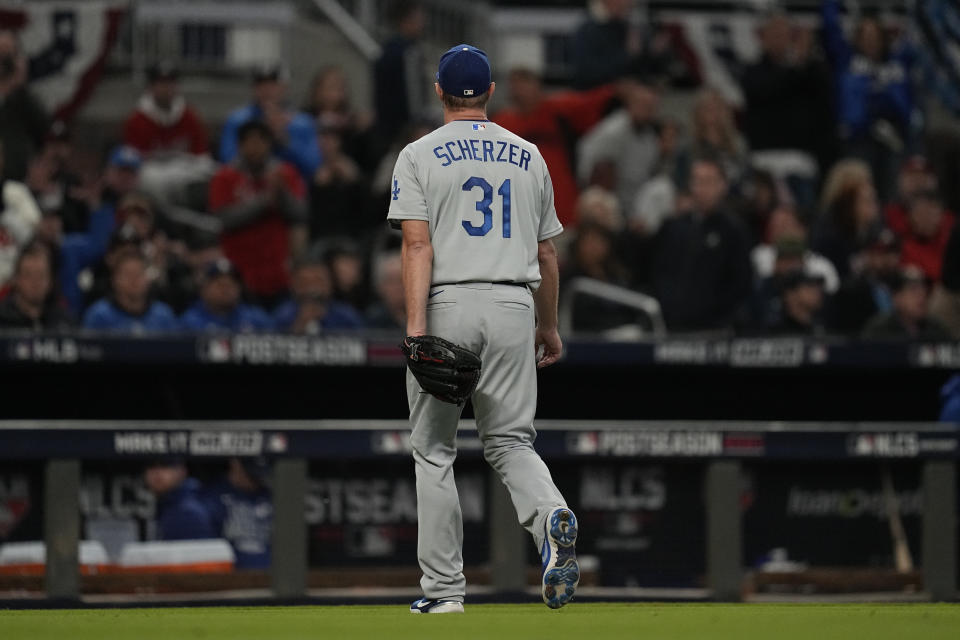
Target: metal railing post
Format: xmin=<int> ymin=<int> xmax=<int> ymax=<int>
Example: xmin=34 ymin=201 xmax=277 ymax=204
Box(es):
xmin=706 ymin=460 xmax=742 ymax=601
xmin=271 ymin=458 xmax=308 ymax=599
xmin=44 ymin=459 xmax=81 ymax=600
xmin=922 ymin=460 xmax=957 ymax=601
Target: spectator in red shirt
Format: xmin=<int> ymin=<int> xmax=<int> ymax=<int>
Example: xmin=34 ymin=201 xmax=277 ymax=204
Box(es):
xmin=492 ymin=67 xmax=616 ymax=227
xmin=124 ymin=62 xmax=216 ymax=209
xmin=900 ymin=190 xmax=954 ymax=282
xmin=123 ymin=62 xmax=208 ymax=156
xmin=207 ymin=120 xmax=307 ymax=307
xmin=884 ymin=156 xmax=951 ymax=236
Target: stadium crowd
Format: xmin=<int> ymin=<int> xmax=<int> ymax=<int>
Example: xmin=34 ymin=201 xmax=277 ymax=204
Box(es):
xmin=0 ymin=0 xmax=958 ymax=339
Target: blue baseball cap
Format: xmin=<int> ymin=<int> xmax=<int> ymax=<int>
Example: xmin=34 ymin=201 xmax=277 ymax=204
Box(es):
xmin=437 ymin=44 xmax=491 ymax=98
xmin=108 ymin=145 xmax=142 ymax=170
xmin=202 ymin=257 xmax=241 ymax=282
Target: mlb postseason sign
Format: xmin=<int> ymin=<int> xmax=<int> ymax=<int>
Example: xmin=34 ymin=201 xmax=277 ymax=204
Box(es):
xmin=1 ymin=335 xmax=960 ymax=369
xmin=197 ymin=335 xmax=368 ymax=366
xmin=0 ymin=335 xmax=380 ymax=366
xmin=565 ymin=430 xmax=723 ymax=457
xmin=0 ymin=422 xmax=956 ymax=461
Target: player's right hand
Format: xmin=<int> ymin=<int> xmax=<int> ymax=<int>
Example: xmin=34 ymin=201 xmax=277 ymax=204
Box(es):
xmin=535 ymin=327 xmax=562 ymax=369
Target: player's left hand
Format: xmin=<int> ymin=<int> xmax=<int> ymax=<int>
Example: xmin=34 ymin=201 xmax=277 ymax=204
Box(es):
xmin=401 ymin=335 xmax=481 ymax=405
xmin=535 ymin=327 xmax=562 ymax=369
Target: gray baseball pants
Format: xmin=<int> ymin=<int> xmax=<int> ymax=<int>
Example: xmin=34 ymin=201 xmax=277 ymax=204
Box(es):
xmin=407 ymin=282 xmax=568 ymax=602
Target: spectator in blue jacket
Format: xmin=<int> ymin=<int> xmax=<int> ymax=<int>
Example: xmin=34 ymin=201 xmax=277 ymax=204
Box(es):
xmin=204 ymin=458 xmax=273 ymax=570
xmin=82 ymin=248 xmax=178 ymax=332
xmin=144 ymin=457 xmax=217 ymax=541
xmin=44 ymin=146 xmax=144 ymax=313
xmin=180 ymin=258 xmax=273 ymax=332
xmin=940 ymin=374 xmax=960 ymax=423
xmin=54 ymin=202 xmax=114 ymax=314
xmin=273 ymin=256 xmax=365 ymax=333
xmin=218 ymin=63 xmax=321 ymax=183
xmin=821 ymin=0 xmax=916 ymax=199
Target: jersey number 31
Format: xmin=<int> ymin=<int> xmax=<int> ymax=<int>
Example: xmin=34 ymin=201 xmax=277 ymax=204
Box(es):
xmin=462 ymin=177 xmax=511 ymax=238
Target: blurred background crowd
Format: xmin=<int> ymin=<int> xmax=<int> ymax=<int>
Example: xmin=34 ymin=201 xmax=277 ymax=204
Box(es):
xmin=2 ymin=0 xmax=960 ymax=339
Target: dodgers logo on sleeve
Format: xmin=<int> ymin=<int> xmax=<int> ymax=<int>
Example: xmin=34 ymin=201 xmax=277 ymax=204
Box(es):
xmin=392 ymin=177 xmax=401 ymax=201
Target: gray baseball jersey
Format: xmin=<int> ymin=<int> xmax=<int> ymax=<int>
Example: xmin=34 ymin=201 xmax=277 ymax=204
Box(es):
xmin=388 ymin=118 xmax=570 ymax=604
xmin=387 ymin=120 xmax=563 ymax=289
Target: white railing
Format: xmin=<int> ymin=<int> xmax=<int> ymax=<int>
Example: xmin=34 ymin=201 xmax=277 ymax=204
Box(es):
xmin=560 ymin=277 xmax=667 ymax=338
xmin=108 ymin=0 xmax=494 ymax=75
xmin=110 ymin=1 xmax=298 ymax=77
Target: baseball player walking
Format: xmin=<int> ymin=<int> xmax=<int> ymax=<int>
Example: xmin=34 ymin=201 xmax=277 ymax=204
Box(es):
xmin=389 ymin=44 xmax=579 ymax=613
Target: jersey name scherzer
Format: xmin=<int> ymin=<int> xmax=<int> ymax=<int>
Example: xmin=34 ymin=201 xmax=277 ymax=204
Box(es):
xmin=387 ymin=120 xmax=563 ymax=290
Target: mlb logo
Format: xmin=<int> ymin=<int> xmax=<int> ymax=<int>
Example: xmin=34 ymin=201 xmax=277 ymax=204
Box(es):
xmin=464 ymin=89 xmax=474 ymax=96
xmin=472 ymin=123 xmax=486 ymax=131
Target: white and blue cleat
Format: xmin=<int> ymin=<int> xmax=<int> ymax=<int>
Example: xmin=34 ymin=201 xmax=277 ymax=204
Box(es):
xmin=540 ymin=507 xmax=579 ymax=609
xmin=410 ymin=598 xmax=465 ymax=614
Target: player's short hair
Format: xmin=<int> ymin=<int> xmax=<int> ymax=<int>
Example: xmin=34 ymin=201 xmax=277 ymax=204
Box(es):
xmin=441 ymin=90 xmax=491 ymax=112
xmin=387 ymin=0 xmax=422 ymax=26
xmin=908 ymin=188 xmax=943 ymax=209
xmin=111 ymin=247 xmax=147 ymax=275
xmin=292 ymin=254 xmax=329 ymax=274
xmin=237 ymin=119 xmax=273 ymax=144
xmin=14 ymin=241 xmax=52 ymax=277
xmin=690 ymin=152 xmax=727 ymax=182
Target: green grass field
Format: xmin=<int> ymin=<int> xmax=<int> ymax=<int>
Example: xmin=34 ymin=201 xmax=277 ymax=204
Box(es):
xmin=2 ymin=603 xmax=959 ymax=639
